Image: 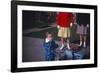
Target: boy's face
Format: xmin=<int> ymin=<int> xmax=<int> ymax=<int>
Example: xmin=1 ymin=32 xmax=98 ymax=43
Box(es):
xmin=47 ymin=34 xmax=53 ymax=40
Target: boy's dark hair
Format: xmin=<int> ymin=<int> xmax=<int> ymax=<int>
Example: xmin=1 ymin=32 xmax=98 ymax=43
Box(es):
xmin=45 ymin=32 xmax=54 ymax=37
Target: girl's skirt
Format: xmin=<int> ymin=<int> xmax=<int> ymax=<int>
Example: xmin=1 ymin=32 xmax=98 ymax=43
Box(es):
xmin=58 ymin=27 xmax=70 ymax=38
xmin=76 ymin=25 xmax=87 ymax=35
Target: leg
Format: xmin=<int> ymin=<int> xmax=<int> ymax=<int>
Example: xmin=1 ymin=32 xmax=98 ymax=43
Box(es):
xmin=45 ymin=54 xmax=49 ymax=61
xmin=83 ymin=26 xmax=87 ymax=47
xmin=66 ymin=28 xmax=71 ymax=49
xmin=79 ymin=35 xmax=83 ymax=46
xmin=60 ymin=38 xmax=65 ymax=50
xmin=61 ymin=38 xmax=64 ymax=45
xmin=67 ymin=38 xmax=71 ymax=50
xmin=83 ymin=35 xmax=86 ymax=47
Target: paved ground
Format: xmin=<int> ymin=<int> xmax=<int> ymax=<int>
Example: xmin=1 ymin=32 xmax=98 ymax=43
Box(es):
xmin=22 ymin=25 xmax=90 ymax=62
xmin=22 ymin=37 xmax=45 ymax=62
xmin=22 ymin=36 xmax=90 ymax=62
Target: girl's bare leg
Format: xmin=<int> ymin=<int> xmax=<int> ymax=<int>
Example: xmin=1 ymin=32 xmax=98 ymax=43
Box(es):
xmin=79 ymin=35 xmax=83 ymax=46
xmin=83 ymin=36 xmax=86 ymax=47
xmin=61 ymin=38 xmax=64 ymax=44
xmin=60 ymin=38 xmax=64 ymax=50
xmin=67 ymin=38 xmax=71 ymax=50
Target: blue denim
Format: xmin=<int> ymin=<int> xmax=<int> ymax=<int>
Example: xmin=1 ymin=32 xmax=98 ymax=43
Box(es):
xmin=65 ymin=49 xmax=85 ymax=60
xmin=43 ymin=40 xmax=58 ymax=61
xmin=65 ymin=50 xmax=73 ymax=60
xmin=73 ymin=50 xmax=85 ymax=59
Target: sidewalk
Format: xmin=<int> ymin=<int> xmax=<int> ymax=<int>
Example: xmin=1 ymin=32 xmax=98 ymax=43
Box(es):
xmin=22 ymin=36 xmax=90 ymax=62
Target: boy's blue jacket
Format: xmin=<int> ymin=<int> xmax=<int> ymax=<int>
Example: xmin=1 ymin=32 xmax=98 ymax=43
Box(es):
xmin=43 ymin=40 xmax=58 ymax=61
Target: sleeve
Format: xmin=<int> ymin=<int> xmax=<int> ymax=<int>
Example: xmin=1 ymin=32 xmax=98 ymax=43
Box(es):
xmin=52 ymin=41 xmax=58 ymax=49
xmin=73 ymin=13 xmax=77 ymax=24
xmin=71 ymin=13 xmax=75 ymax=23
xmin=56 ymin=13 xmax=60 ymax=26
xmin=70 ymin=13 xmax=76 ymax=26
xmin=43 ymin=39 xmax=48 ymax=49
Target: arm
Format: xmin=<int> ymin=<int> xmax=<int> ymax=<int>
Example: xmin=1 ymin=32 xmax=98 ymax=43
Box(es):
xmin=73 ymin=13 xmax=77 ymax=24
xmin=70 ymin=13 xmax=75 ymax=27
xmin=51 ymin=40 xmax=58 ymax=50
xmin=56 ymin=12 xmax=60 ymax=29
xmin=70 ymin=13 xmax=77 ymax=27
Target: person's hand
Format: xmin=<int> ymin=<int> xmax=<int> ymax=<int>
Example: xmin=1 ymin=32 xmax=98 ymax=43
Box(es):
xmin=70 ymin=22 xmax=73 ymax=27
xmin=57 ymin=25 xmax=60 ymax=29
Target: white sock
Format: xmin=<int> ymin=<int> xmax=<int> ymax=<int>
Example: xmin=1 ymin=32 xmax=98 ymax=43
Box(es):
xmin=67 ymin=43 xmax=71 ymax=50
xmin=83 ymin=42 xmax=86 ymax=47
xmin=80 ymin=41 xmax=82 ymax=46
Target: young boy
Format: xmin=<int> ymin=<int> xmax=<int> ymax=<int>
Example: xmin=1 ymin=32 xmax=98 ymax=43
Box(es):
xmin=43 ymin=32 xmax=58 ymax=61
